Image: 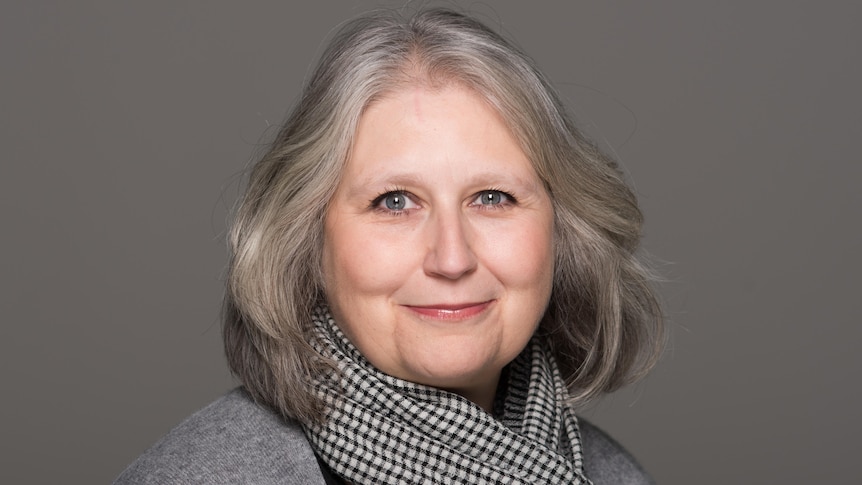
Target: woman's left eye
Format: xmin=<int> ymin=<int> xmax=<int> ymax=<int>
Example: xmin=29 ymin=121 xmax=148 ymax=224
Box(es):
xmin=473 ymin=190 xmax=512 ymax=206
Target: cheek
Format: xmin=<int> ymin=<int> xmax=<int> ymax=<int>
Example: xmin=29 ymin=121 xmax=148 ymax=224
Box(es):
xmin=483 ymin=218 xmax=555 ymax=292
xmin=322 ymin=217 xmax=413 ymax=299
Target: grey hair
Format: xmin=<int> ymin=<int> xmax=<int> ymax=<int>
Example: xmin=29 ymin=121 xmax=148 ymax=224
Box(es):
xmin=224 ymin=8 xmax=664 ymax=424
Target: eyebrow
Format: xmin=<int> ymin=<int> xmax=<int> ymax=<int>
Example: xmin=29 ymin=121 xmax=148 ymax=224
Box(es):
xmin=344 ymin=170 xmax=542 ymax=197
xmin=348 ymin=172 xmax=425 ymax=191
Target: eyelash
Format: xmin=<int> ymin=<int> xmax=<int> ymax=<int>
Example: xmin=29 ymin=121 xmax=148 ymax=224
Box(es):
xmin=369 ymin=188 xmax=517 ymax=215
xmin=370 ymin=188 xmax=413 ymax=215
xmin=475 ymin=188 xmax=517 ymax=209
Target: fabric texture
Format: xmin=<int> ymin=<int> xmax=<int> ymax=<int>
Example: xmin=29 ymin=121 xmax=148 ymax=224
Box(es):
xmin=114 ymin=388 xmax=654 ymax=484
xmin=113 ymin=389 xmax=326 ymax=485
xmin=302 ymin=307 xmax=592 ymax=484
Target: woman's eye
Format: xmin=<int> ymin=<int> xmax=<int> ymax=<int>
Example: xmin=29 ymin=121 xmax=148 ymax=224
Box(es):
xmin=473 ymin=190 xmax=511 ymax=206
xmin=374 ymin=191 xmax=416 ymax=212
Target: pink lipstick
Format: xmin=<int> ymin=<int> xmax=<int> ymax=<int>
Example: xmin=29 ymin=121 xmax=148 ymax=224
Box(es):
xmin=405 ymin=301 xmax=493 ymax=321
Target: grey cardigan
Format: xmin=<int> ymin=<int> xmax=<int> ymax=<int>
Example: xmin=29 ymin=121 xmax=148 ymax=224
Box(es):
xmin=115 ymin=388 xmax=654 ymax=484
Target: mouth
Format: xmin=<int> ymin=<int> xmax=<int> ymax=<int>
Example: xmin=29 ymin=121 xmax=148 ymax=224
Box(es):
xmin=403 ymin=300 xmax=494 ymax=321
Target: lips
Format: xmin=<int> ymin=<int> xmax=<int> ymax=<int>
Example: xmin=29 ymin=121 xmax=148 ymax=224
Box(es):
xmin=404 ymin=300 xmax=494 ymax=321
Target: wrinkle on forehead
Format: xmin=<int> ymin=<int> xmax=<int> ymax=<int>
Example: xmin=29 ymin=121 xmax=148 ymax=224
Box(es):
xmin=411 ymin=86 xmax=425 ymax=122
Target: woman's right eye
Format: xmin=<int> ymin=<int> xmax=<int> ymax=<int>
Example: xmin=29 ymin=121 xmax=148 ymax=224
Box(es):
xmin=373 ymin=191 xmax=417 ymax=212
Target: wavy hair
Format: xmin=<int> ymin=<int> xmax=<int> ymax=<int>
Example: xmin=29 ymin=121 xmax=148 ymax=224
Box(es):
xmin=224 ymin=8 xmax=663 ymax=424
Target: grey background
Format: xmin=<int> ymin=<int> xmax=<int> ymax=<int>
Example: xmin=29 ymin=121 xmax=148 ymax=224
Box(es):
xmin=2 ymin=1 xmax=859 ymax=483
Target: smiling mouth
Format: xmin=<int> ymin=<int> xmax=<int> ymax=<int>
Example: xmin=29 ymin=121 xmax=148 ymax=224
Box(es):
xmin=404 ymin=301 xmax=494 ymax=321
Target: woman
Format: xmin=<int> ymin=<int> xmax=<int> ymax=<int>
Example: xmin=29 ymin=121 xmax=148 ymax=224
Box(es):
xmin=116 ymin=8 xmax=663 ymax=484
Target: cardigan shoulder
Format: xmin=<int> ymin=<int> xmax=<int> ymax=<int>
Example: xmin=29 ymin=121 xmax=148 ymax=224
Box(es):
xmin=113 ymin=388 xmax=325 ymax=485
xmin=115 ymin=388 xmax=653 ymax=484
xmin=579 ymin=418 xmax=655 ymax=485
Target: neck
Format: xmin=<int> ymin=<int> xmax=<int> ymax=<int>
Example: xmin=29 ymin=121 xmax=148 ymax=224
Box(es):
xmin=445 ymin=373 xmax=502 ymax=414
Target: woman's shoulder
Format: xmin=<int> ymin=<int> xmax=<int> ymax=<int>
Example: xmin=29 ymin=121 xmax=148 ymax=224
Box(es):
xmin=113 ymin=388 xmax=325 ymax=485
xmin=114 ymin=389 xmax=652 ymax=484
xmin=578 ymin=418 xmax=656 ymax=485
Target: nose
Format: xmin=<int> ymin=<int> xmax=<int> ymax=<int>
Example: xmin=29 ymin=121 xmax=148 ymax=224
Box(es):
xmin=423 ymin=209 xmax=478 ymax=280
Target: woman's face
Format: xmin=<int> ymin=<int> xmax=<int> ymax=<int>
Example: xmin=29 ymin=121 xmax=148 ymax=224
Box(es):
xmin=322 ymin=85 xmax=554 ymax=410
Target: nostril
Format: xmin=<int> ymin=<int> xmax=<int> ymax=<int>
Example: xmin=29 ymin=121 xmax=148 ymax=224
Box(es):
xmin=424 ymin=218 xmax=478 ymax=279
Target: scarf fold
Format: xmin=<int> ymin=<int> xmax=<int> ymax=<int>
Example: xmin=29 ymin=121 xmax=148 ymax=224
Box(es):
xmin=302 ymin=307 xmax=592 ymax=485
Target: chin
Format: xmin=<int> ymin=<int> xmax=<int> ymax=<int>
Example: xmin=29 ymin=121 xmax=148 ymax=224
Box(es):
xmin=401 ymin=341 xmax=512 ymax=390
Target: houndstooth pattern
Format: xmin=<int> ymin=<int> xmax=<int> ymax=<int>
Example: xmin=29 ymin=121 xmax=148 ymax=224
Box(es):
xmin=303 ymin=307 xmax=593 ymax=484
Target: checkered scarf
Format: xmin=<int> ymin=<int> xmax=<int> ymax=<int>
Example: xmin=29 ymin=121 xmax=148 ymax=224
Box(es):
xmin=302 ymin=307 xmax=593 ymax=484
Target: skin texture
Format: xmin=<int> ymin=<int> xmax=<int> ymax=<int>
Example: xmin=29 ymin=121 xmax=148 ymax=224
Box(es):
xmin=322 ymin=85 xmax=555 ymax=412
